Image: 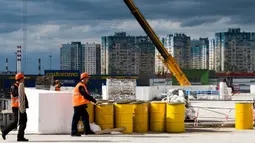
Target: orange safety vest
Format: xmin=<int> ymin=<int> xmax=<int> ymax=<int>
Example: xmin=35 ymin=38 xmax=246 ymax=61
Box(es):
xmin=72 ymin=82 xmax=90 ymax=107
xmin=55 ymin=84 xmax=60 ymax=91
xmin=11 ymin=83 xmax=19 ymax=107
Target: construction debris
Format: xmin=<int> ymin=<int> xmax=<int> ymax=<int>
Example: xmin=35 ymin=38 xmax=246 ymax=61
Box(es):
xmin=35 ymin=75 xmax=54 ymax=90
xmin=95 ymin=127 xmax=126 ymax=135
xmin=90 ymin=123 xmax=101 ymax=132
xmin=219 ymin=82 xmax=232 ymax=100
xmin=106 ymin=79 xmax=136 ymax=102
xmin=79 ymin=122 xmax=125 ymax=135
xmin=160 ymin=89 xmax=188 ymax=104
xmin=156 ymin=88 xmax=196 ymax=120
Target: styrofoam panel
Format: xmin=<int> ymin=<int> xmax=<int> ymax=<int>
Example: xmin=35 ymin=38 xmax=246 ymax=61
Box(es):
xmin=250 ymin=85 xmax=255 ymax=94
xmin=102 ymin=86 xmax=107 ymax=100
xmin=19 ymin=88 xmax=75 ymax=134
xmin=150 ymin=86 xmax=157 ymax=100
xmin=135 ymin=87 xmax=144 ymax=100
xmin=38 ymin=92 xmax=73 ymax=134
xmin=25 ymin=88 xmax=40 ymax=133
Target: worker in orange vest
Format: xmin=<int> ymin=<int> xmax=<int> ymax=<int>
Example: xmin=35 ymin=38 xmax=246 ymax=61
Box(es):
xmin=1 ymin=73 xmax=29 ymax=142
xmin=54 ymin=80 xmax=61 ymax=91
xmin=71 ymin=72 xmax=97 ymax=136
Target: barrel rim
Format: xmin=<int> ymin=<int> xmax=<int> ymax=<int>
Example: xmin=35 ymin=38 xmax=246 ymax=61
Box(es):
xmin=167 ymin=102 xmax=185 ymax=105
xmin=235 ymin=102 xmax=254 ymax=104
xmin=150 ymin=101 xmax=167 ymax=104
xmin=114 ymin=103 xmax=136 ymax=105
xmin=95 ymin=103 xmax=114 ymax=106
xmin=132 ymin=102 xmax=149 ymax=104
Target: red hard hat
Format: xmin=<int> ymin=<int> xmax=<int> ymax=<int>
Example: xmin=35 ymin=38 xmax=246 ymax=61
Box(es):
xmin=80 ymin=72 xmax=90 ymax=80
xmin=15 ymin=73 xmax=25 ymax=81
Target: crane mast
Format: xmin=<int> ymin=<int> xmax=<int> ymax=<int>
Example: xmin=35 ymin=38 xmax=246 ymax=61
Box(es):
xmin=123 ymin=0 xmax=191 ymax=86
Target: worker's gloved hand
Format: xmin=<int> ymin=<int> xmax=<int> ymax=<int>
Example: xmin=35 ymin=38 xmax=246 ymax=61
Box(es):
xmin=92 ymin=99 xmax=97 ymax=104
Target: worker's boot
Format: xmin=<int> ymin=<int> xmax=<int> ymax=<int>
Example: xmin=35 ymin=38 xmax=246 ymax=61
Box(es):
xmin=17 ymin=138 xmax=29 ymax=142
xmin=71 ymin=133 xmax=81 ymax=137
xmin=1 ymin=129 xmax=6 ymax=140
xmin=85 ymin=130 xmax=95 ymax=135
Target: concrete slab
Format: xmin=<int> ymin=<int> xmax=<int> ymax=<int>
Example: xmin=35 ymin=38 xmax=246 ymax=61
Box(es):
xmin=1 ymin=128 xmax=255 ymax=143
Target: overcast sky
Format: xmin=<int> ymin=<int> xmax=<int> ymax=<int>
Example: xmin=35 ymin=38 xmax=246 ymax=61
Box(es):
xmin=1 ymin=0 xmax=255 ymax=74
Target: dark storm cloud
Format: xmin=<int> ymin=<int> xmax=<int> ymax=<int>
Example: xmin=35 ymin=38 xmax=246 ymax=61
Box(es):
xmin=180 ymin=16 xmax=223 ymax=27
xmin=1 ymin=0 xmax=255 ymax=33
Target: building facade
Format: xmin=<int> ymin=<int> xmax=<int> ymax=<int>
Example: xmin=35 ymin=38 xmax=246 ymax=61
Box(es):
xmin=136 ymin=36 xmax=155 ymax=77
xmin=213 ymin=28 xmax=255 ymax=72
xmin=60 ymin=42 xmax=101 ymax=74
xmin=82 ymin=43 xmax=101 ymax=74
xmin=209 ymin=39 xmax=216 ymax=70
xmin=191 ymin=38 xmax=209 ymax=69
xmin=155 ymin=36 xmax=172 ymax=74
xmin=157 ymin=33 xmax=191 ymax=74
xmin=101 ymin=32 xmax=155 ymax=77
xmin=60 ymin=42 xmax=82 ymax=72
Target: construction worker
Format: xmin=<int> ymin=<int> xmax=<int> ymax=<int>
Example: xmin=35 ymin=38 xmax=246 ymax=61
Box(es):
xmin=71 ymin=72 xmax=97 ymax=136
xmin=54 ymin=80 xmax=61 ymax=91
xmin=1 ymin=73 xmax=29 ymax=142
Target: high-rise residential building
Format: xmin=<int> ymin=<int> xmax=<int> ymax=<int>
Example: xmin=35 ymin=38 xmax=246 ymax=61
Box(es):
xmin=156 ymin=33 xmax=191 ymax=73
xmin=83 ymin=43 xmax=101 ymax=74
xmin=60 ymin=42 xmax=101 ymax=74
xmin=155 ymin=38 xmax=171 ymax=74
xmin=136 ymin=36 xmax=155 ymax=77
xmin=60 ymin=42 xmax=83 ymax=71
xmin=209 ymin=39 xmax=216 ymax=70
xmin=191 ymin=38 xmax=209 ymax=69
xmin=101 ymin=32 xmax=155 ymax=77
xmin=213 ymin=28 xmax=255 ymax=72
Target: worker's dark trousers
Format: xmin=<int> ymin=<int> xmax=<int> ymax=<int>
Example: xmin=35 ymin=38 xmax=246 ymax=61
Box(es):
xmin=2 ymin=107 xmax=27 ymax=139
xmin=71 ymin=105 xmax=91 ymax=134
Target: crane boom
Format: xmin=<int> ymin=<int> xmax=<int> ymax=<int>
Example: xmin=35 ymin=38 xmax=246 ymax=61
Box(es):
xmin=123 ymin=0 xmax=191 ymax=86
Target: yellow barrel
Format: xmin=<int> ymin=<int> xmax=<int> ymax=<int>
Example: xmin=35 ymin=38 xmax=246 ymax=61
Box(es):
xmin=87 ymin=103 xmax=94 ymax=123
xmin=166 ymin=103 xmax=185 ymax=133
xmin=95 ymin=104 xmax=114 ymax=130
xmin=115 ymin=103 xmax=134 ymax=134
xmin=133 ymin=103 xmax=149 ymax=133
xmin=77 ymin=103 xmax=94 ymax=133
xmin=149 ymin=102 xmax=166 ymax=132
xmin=235 ymin=102 xmax=253 ymax=130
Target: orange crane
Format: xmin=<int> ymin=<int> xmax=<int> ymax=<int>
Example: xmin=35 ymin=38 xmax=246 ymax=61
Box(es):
xmin=123 ymin=0 xmax=191 ymax=86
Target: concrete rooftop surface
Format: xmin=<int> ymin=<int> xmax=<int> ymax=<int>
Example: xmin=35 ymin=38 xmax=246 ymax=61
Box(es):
xmin=1 ymin=128 xmax=255 ymax=143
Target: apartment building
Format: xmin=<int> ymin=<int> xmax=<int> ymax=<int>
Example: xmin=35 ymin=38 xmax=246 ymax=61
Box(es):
xmin=60 ymin=42 xmax=101 ymax=74
xmin=213 ymin=28 xmax=255 ymax=72
xmin=60 ymin=42 xmax=83 ymax=72
xmin=209 ymin=39 xmax=216 ymax=70
xmin=156 ymin=33 xmax=191 ymax=74
xmin=191 ymin=38 xmax=209 ymax=69
xmin=101 ymin=32 xmax=155 ymax=77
